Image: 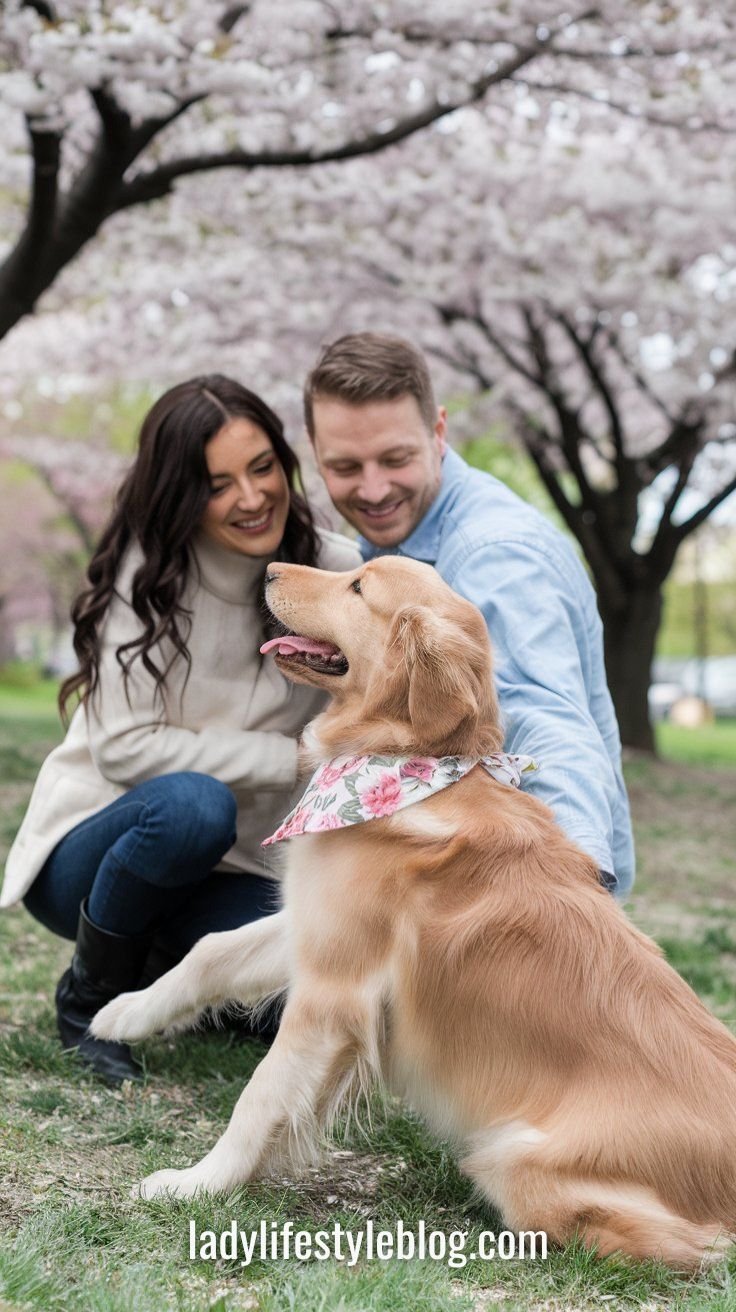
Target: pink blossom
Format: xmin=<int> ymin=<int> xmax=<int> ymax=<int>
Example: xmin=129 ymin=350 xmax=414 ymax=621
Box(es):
xmin=359 ymin=771 xmax=402 ymax=818
xmin=400 ymin=758 xmax=437 ymax=783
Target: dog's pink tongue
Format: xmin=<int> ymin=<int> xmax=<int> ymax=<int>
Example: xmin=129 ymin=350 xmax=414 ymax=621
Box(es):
xmin=260 ymin=635 xmax=340 ymax=659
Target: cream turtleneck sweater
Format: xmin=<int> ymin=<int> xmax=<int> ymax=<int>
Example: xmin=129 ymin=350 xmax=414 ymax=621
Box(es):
xmin=1 ymin=528 xmax=361 ymax=908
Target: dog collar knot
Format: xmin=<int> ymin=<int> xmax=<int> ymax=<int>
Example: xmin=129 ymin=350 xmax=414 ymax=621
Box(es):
xmin=262 ymin=752 xmax=539 ymax=846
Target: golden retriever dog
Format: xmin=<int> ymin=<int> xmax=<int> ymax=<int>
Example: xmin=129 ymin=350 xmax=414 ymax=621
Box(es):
xmin=93 ymin=557 xmax=736 ymax=1268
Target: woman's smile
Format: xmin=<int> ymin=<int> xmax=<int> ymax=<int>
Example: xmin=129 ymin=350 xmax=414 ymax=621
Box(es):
xmin=229 ymin=506 xmax=275 ymax=533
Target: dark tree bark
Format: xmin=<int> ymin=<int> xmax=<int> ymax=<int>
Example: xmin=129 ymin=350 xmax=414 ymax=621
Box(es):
xmin=598 ymin=586 xmax=664 ymax=754
xmin=429 ymin=299 xmax=736 ymax=754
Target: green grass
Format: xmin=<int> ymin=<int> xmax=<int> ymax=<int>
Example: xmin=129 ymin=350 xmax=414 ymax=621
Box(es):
xmin=656 ymin=719 xmax=736 ymax=766
xmin=658 ymin=581 xmax=736 ymax=659
xmin=0 ymin=677 xmax=60 ymax=721
xmin=1 ymin=712 xmax=736 ymax=1309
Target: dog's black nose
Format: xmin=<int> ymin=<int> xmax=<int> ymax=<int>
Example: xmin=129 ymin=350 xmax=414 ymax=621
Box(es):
xmin=264 ymin=570 xmax=279 ymax=587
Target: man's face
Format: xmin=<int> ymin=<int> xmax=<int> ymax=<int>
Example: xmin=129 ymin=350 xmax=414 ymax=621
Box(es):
xmin=310 ymin=394 xmax=447 ymax=547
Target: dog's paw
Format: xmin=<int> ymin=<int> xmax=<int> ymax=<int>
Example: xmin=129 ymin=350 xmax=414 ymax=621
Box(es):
xmin=91 ymin=991 xmax=155 ymax=1043
xmin=135 ymin=1167 xmax=211 ymax=1200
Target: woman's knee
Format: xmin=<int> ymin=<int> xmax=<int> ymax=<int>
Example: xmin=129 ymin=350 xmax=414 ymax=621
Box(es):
xmin=141 ymin=772 xmax=237 ymax=857
xmin=23 ymin=874 xmax=79 ymax=940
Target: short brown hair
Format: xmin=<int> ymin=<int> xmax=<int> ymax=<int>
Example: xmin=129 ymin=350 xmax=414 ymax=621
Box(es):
xmin=303 ymin=332 xmax=437 ymax=437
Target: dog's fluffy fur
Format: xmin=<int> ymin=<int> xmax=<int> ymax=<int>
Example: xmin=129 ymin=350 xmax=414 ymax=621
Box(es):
xmin=93 ymin=557 xmax=736 ymax=1267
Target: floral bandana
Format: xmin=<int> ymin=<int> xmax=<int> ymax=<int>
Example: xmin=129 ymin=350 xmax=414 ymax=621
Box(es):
xmin=262 ymin=752 xmax=539 ymax=846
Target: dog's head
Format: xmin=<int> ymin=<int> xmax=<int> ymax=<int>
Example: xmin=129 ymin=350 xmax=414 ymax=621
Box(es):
xmin=262 ymin=557 xmax=503 ymax=758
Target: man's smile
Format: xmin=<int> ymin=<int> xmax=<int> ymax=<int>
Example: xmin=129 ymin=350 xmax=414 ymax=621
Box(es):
xmin=355 ymin=498 xmax=409 ymax=521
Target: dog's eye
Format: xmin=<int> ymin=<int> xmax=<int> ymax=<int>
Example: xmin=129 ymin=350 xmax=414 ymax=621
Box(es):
xmin=350 ymin=578 xmax=362 ymax=594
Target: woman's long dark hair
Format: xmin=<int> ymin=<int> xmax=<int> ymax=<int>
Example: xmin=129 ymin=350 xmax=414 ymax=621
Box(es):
xmin=59 ymin=375 xmax=319 ymax=723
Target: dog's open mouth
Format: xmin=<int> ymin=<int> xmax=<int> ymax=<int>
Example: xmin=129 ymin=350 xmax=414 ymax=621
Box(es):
xmin=260 ymin=634 xmax=349 ymax=676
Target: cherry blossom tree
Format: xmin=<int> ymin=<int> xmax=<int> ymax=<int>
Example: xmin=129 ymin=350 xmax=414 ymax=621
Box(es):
xmin=2 ymin=0 xmax=734 ymax=346
xmin=0 ymin=434 xmax=127 ymax=664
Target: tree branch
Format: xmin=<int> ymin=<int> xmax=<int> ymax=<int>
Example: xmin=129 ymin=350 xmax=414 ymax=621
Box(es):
xmin=22 ymin=0 xmax=55 ymax=18
xmin=0 ymin=122 xmax=61 ymax=337
xmin=517 ymin=418 xmax=581 ymax=529
xmin=520 ymin=306 xmax=603 ymax=517
xmin=113 ymin=34 xmax=557 ymax=211
xmin=425 ymin=341 xmax=493 ymax=384
xmin=129 ymin=94 xmax=207 ymax=157
xmin=606 ymin=329 xmax=676 ymax=426
xmin=641 ymin=414 xmax=706 ymax=481
xmin=220 ymin=5 xmax=249 ymax=34
xmin=510 ymin=76 xmax=732 ymax=133
xmin=435 ymin=302 xmax=544 ymax=388
xmin=554 ymin=40 xmax=728 ymax=61
xmin=553 ymin=309 xmax=627 ymax=468
xmin=27 ymin=125 xmax=61 ymax=239
xmin=645 ymin=428 xmax=701 ymax=575
xmin=674 ymin=473 xmax=736 ymax=541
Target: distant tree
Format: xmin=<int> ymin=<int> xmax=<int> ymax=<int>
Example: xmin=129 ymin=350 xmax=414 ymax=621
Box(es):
xmin=0 ymin=436 xmax=125 ymax=662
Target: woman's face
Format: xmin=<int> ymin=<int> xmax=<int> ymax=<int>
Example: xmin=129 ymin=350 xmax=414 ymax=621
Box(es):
xmin=200 ymin=418 xmax=290 ymax=557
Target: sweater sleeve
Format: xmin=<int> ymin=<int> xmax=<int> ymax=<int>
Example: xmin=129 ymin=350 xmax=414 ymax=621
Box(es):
xmin=85 ymin=588 xmax=298 ymax=793
xmin=315 ymin=527 xmax=363 ymax=571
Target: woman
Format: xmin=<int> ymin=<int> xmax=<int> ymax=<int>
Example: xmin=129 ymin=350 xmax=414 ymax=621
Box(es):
xmin=0 ymin=375 xmax=360 ymax=1083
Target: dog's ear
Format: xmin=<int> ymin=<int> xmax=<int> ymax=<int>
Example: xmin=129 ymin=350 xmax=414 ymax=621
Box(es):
xmin=371 ymin=602 xmax=496 ymax=750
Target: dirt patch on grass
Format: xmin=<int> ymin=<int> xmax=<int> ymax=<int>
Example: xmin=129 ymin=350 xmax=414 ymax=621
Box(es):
xmin=271 ymin=1148 xmax=409 ymax=1219
xmin=624 ymin=758 xmax=736 ymax=910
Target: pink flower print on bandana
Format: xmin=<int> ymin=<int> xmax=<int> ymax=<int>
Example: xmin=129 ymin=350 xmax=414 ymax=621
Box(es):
xmin=262 ymin=752 xmax=539 ymax=847
xmin=315 ymin=756 xmax=362 ymax=791
xmin=266 ymin=807 xmax=311 ymax=845
xmin=399 ymin=758 xmax=437 ymax=783
xmin=359 ymin=770 xmax=403 ymax=817
xmin=311 ymin=812 xmax=343 ymax=832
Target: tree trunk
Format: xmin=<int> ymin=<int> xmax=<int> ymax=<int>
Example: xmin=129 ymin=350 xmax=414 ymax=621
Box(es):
xmin=599 ymin=585 xmax=663 ymax=754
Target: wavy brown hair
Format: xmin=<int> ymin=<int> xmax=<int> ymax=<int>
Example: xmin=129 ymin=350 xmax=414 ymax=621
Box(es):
xmin=59 ymin=375 xmax=319 ymax=723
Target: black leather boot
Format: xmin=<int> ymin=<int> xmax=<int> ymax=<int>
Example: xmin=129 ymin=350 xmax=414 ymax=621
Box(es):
xmin=55 ymin=899 xmax=151 ymax=1085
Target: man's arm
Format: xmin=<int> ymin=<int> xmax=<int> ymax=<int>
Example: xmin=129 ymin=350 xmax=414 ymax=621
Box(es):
xmin=446 ymin=536 xmax=634 ymax=892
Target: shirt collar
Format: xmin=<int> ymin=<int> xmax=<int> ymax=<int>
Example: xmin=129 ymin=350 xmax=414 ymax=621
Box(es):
xmin=359 ymin=448 xmax=469 ymax=564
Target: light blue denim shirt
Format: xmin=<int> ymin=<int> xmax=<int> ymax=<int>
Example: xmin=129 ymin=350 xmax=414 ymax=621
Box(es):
xmin=359 ymin=448 xmax=635 ymax=896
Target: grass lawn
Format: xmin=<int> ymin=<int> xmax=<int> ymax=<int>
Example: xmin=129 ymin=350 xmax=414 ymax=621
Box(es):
xmin=656 ymin=718 xmax=736 ymax=767
xmin=1 ymin=693 xmax=736 ymax=1311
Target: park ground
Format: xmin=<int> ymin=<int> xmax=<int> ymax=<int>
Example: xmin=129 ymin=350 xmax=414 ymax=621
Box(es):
xmin=1 ymin=683 xmax=735 ymax=1312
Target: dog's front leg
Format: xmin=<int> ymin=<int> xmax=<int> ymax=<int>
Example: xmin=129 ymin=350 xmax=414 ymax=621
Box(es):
xmin=91 ymin=910 xmax=290 ymax=1043
xmin=136 ymin=991 xmax=362 ymax=1199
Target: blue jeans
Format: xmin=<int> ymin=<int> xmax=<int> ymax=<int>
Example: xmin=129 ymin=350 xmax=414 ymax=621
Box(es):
xmin=23 ymin=772 xmax=281 ymax=960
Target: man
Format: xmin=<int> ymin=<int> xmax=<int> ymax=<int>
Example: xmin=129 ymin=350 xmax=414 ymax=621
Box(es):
xmin=303 ymin=332 xmax=635 ymax=896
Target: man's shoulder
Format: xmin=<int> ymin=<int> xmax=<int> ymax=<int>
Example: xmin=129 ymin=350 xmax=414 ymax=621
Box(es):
xmin=437 ymin=455 xmax=576 ymax=574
